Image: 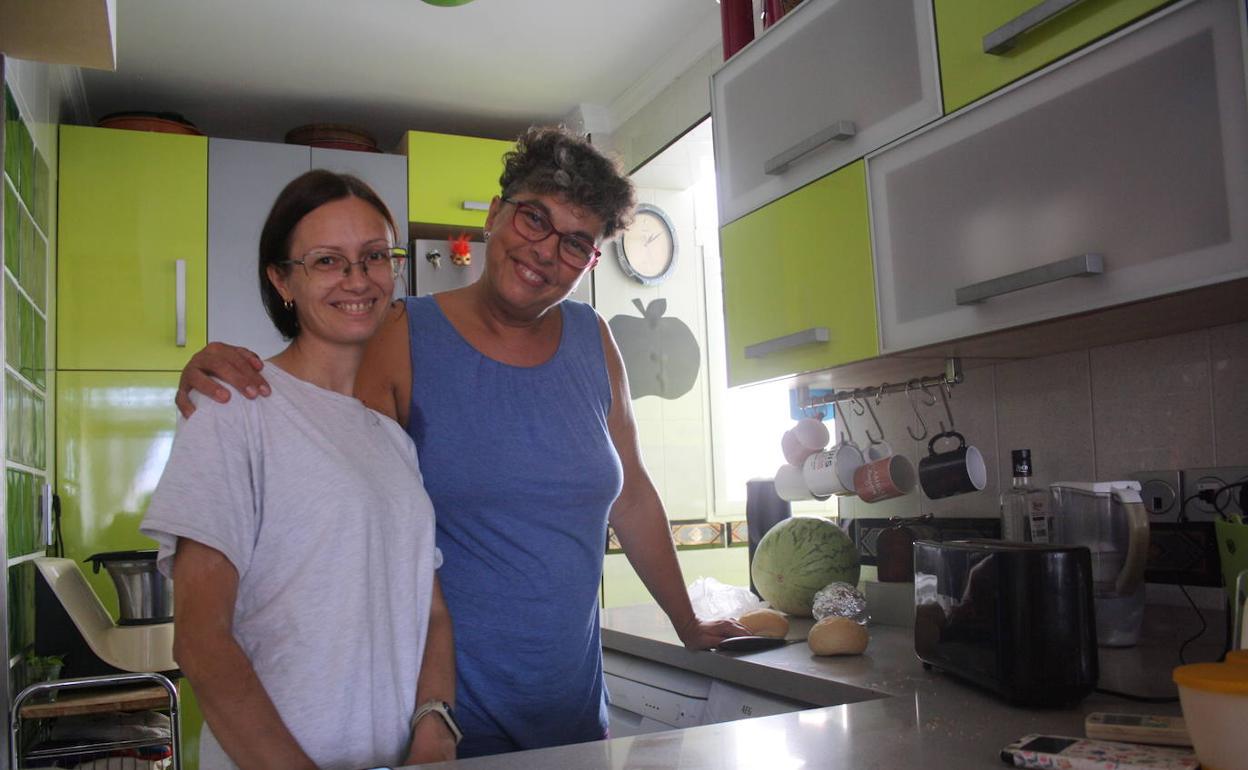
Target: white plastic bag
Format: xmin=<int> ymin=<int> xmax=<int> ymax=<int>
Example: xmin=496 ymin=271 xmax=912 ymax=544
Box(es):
xmin=687 ymin=576 xmax=768 ymax=620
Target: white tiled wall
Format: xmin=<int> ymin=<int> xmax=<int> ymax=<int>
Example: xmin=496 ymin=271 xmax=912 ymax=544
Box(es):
xmin=838 ymin=320 xmax=1248 ymax=521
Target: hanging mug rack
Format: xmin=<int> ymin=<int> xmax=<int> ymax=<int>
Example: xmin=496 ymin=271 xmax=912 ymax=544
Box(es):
xmin=795 ymin=358 xmax=964 ymax=430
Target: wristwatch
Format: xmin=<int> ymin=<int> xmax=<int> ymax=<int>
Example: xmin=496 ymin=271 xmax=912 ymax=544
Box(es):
xmin=411 ymin=700 xmax=463 ymax=745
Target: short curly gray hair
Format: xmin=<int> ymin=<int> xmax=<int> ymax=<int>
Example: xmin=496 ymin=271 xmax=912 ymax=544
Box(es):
xmin=499 ymin=126 xmax=636 ymax=240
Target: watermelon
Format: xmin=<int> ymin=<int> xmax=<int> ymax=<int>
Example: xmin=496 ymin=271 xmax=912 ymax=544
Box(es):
xmin=751 ymin=517 xmax=860 ymax=617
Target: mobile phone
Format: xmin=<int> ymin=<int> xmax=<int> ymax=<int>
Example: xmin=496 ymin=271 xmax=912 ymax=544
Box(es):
xmin=1084 ymin=712 xmax=1191 ymax=746
xmin=1000 ymin=734 xmax=1198 ymax=770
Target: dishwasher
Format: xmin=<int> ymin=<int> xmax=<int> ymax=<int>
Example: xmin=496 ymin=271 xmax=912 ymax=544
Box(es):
xmin=603 ymin=649 xmax=812 ymax=737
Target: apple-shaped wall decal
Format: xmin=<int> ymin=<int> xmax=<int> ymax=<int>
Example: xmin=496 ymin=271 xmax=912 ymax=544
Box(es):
xmin=608 ymin=298 xmax=701 ymax=400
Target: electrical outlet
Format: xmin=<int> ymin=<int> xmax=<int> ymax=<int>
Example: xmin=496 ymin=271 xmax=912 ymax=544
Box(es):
xmin=1180 ymin=465 xmax=1248 ymax=521
xmin=1130 ymin=470 xmax=1184 ymax=522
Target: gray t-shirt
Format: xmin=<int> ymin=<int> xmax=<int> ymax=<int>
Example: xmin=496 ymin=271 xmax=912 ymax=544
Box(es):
xmin=141 ymin=363 xmax=441 ymax=770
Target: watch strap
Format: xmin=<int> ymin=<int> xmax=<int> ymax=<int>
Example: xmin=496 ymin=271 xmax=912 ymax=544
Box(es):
xmin=412 ymin=700 xmax=463 ymax=745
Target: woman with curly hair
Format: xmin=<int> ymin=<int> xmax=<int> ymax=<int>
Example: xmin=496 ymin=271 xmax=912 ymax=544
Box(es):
xmin=175 ymin=126 xmax=748 ymax=756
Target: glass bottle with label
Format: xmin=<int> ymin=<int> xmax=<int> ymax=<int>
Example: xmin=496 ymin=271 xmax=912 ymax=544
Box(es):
xmin=1001 ymin=449 xmax=1050 ymax=543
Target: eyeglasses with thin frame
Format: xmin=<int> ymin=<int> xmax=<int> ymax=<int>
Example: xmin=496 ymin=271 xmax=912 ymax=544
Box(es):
xmin=502 ymin=197 xmax=601 ymax=270
xmin=281 ymin=246 xmax=408 ymax=280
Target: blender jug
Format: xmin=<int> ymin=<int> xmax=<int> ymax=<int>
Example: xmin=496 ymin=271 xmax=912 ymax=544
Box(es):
xmin=1050 ymin=482 xmax=1150 ymax=647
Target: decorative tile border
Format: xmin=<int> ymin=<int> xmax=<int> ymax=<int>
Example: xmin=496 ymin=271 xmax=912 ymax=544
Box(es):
xmin=605 ymin=520 xmax=748 ymax=553
xmin=845 ymin=517 xmax=1000 ymax=566
xmin=671 ymin=522 xmax=724 ymax=550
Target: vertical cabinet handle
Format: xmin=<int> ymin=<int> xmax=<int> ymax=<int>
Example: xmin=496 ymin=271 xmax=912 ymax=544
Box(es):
xmin=983 ymin=0 xmax=1085 ymax=55
xmin=175 ymin=259 xmax=187 ymax=347
xmin=461 ymin=201 xmax=491 ymax=212
xmin=764 ymin=121 xmax=858 ymax=176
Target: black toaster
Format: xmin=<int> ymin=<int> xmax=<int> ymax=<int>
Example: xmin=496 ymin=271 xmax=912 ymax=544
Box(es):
xmin=913 ymin=539 xmax=1098 ymax=707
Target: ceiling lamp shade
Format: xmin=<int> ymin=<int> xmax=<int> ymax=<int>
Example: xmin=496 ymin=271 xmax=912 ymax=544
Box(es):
xmin=421 ymin=0 xmax=476 ymax=5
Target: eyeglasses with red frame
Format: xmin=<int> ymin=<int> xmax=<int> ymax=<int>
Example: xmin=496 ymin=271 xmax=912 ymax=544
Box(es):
xmin=502 ymin=197 xmax=601 ymax=270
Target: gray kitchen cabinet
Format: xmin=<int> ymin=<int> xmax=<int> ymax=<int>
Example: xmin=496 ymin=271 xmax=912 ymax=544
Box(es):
xmin=710 ymin=0 xmax=941 ymax=226
xmin=867 ymin=0 xmax=1248 ymax=354
xmin=207 ymin=139 xmax=408 ymax=359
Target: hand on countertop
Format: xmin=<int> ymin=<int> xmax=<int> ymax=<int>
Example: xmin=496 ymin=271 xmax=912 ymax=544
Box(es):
xmin=676 ymin=616 xmax=752 ymax=650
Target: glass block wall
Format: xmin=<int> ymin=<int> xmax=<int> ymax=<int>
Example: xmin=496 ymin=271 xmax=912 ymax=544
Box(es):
xmin=3 ymin=80 xmax=52 ymax=693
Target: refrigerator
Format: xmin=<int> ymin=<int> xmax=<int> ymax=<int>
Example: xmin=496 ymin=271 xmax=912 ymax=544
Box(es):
xmin=410 ymin=237 xmax=593 ymax=304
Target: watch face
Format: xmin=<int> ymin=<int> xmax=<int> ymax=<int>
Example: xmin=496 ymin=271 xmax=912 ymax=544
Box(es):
xmin=619 ymin=206 xmax=676 ymax=284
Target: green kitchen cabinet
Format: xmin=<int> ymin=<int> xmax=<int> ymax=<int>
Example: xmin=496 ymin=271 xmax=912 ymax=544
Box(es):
xmin=720 ymin=161 xmax=878 ymax=387
xmin=402 ymin=129 xmax=512 ymax=228
xmin=55 ymin=370 xmax=176 ymax=615
xmin=935 ymin=0 xmax=1172 ymax=113
xmin=58 ymin=125 xmax=207 ymax=371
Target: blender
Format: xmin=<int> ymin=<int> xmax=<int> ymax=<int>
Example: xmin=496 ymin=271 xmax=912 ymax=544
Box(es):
xmin=1050 ymin=481 xmax=1150 ymax=647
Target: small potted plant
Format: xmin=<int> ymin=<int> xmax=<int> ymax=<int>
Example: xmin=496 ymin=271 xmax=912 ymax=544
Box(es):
xmin=23 ymin=652 xmax=65 ymax=699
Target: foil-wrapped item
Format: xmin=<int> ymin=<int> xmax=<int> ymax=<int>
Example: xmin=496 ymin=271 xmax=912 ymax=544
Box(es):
xmin=811 ymin=582 xmax=869 ymax=624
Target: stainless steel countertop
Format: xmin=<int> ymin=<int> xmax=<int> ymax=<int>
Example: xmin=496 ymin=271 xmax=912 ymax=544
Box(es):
xmin=404 ymin=603 xmax=1223 ymax=769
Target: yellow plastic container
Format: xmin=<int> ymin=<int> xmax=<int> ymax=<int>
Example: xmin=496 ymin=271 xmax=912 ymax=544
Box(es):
xmin=1172 ymin=663 xmax=1248 ymax=770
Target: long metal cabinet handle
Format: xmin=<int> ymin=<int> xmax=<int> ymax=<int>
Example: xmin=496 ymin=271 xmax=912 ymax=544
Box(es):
xmin=764 ymin=121 xmax=857 ymax=176
xmin=983 ymin=0 xmax=1085 ymax=55
xmin=461 ymin=201 xmax=490 ymax=212
xmin=955 ymin=254 xmax=1103 ymax=306
xmin=745 ymin=327 xmax=829 ymax=359
xmin=175 ymin=259 xmax=187 ymax=347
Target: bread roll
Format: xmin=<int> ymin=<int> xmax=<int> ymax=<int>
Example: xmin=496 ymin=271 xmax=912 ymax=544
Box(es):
xmin=738 ymin=608 xmax=790 ymax=638
xmin=807 ymin=616 xmax=869 ymax=656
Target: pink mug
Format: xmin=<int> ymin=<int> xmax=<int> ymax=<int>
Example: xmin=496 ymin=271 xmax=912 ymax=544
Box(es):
xmin=854 ymin=454 xmax=917 ymax=503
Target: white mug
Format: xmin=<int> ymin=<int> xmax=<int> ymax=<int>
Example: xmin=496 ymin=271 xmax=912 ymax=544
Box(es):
xmin=792 ymin=417 xmax=830 ymax=451
xmin=781 ymin=429 xmax=818 ymax=467
xmin=774 ymin=463 xmax=822 ymax=502
xmin=781 ymin=418 xmax=830 ymax=466
xmin=802 ymin=442 xmax=864 ymax=497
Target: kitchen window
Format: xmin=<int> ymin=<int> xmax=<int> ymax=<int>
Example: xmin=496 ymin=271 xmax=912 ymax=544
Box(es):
xmin=605 ymin=118 xmax=837 ymax=521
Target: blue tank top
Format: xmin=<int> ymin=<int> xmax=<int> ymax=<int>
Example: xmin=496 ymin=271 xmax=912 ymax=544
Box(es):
xmin=404 ymin=295 xmax=623 ymax=757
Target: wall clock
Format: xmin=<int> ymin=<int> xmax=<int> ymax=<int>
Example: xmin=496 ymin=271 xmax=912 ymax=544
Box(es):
xmin=617 ymin=203 xmax=678 ymax=285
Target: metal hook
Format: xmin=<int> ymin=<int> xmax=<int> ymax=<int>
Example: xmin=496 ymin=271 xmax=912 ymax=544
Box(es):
xmin=874 ymin=383 xmax=889 ymax=406
xmin=849 ymin=394 xmax=866 ymax=416
xmin=904 ymin=380 xmax=930 ymax=441
xmin=833 ymin=396 xmax=855 ymax=446
xmin=862 ymin=395 xmax=885 ymax=445
xmin=935 ymin=379 xmax=956 ymax=434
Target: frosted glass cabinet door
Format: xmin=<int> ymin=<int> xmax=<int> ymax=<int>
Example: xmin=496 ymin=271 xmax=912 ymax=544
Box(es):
xmin=868 ymin=0 xmax=1248 ymax=354
xmin=711 ymin=0 xmax=941 ymax=226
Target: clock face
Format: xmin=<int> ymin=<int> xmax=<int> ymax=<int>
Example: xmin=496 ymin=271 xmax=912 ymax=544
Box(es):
xmin=618 ymin=206 xmax=677 ymax=284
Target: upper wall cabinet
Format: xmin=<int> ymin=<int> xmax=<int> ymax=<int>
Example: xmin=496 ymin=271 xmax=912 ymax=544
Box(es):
xmin=869 ymin=0 xmax=1248 ymax=354
xmin=935 ymin=0 xmax=1172 ymax=113
xmin=403 ymin=130 xmax=513 ymax=228
xmin=721 ymin=162 xmax=877 ymax=387
xmin=711 ymin=0 xmax=941 ymax=226
xmin=58 ymin=126 xmax=207 ymax=370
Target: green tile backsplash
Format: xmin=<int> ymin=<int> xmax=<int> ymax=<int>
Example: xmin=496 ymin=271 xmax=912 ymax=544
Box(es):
xmin=5 ymin=374 xmax=45 ymax=471
xmin=4 ymin=75 xmax=54 ymax=712
xmin=5 ymin=470 xmax=40 ymax=559
xmin=7 ymin=561 xmax=36 ymax=659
